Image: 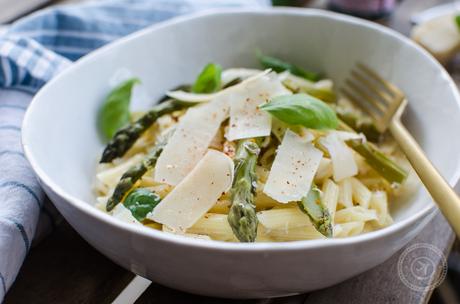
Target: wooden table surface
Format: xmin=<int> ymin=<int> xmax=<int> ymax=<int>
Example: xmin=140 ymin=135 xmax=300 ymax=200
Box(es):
xmin=3 ymin=0 xmax=459 ymax=303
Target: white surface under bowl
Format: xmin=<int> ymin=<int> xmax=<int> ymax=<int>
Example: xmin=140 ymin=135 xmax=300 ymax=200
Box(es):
xmin=22 ymin=8 xmax=460 ymax=298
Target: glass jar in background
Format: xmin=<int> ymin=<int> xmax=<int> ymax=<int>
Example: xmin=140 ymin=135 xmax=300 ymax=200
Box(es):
xmin=329 ymin=0 xmax=397 ymax=20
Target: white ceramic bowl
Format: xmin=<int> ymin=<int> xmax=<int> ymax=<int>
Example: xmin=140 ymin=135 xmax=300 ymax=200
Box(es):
xmin=22 ymin=8 xmax=460 ymax=298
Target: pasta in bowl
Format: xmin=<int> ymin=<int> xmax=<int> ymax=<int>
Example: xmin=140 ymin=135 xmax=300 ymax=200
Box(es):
xmin=94 ymin=54 xmax=416 ymax=242
xmin=23 ymin=8 xmax=460 ymax=297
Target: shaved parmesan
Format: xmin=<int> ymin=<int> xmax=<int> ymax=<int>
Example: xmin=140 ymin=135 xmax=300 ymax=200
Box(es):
xmin=320 ymin=133 xmax=358 ymax=181
xmin=112 ymin=204 xmax=141 ymax=225
xmin=221 ymin=68 xmax=263 ymax=85
xmin=263 ymin=130 xmax=323 ymax=203
xmin=154 ymin=98 xmax=229 ymax=185
xmin=155 ymin=72 xmax=273 ymax=186
xmin=149 ymin=150 xmax=234 ymax=230
xmin=166 ymin=90 xmax=217 ymax=103
xmin=226 ymin=73 xmax=291 ymax=141
xmin=166 ymin=69 xmax=269 ymax=104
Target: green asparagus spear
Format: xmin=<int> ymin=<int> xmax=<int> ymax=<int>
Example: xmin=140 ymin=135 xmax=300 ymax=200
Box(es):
xmin=228 ymin=138 xmax=262 ymax=242
xmin=106 ymin=131 xmax=173 ymax=212
xmin=336 ymin=111 xmax=382 ymax=142
xmin=100 ymin=100 xmax=183 ymax=163
xmin=347 ymin=138 xmax=407 ymax=184
xmin=338 ymin=120 xmax=408 ymax=184
xmin=298 ymin=185 xmax=333 ymax=238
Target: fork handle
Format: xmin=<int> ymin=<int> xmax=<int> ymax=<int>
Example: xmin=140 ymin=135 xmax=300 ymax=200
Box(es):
xmin=390 ymin=119 xmax=460 ymax=236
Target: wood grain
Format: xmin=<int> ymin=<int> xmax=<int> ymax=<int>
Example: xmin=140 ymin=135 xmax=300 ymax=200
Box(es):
xmin=5 ymin=223 xmax=134 ymax=304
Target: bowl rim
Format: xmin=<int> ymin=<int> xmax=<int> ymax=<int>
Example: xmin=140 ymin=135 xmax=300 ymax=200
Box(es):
xmin=22 ymin=7 xmax=460 ymax=252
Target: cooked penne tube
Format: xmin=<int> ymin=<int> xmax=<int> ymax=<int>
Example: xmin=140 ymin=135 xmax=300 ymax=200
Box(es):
xmin=257 ymin=208 xmax=315 ymax=230
xmin=350 ymin=177 xmax=372 ymax=209
xmin=209 ymin=199 xmax=231 ymax=214
xmin=322 ymin=179 xmax=339 ymax=223
xmin=255 ymin=191 xmax=281 ymax=210
xmin=338 ymin=178 xmax=353 ymax=208
xmin=369 ymin=191 xmax=393 ymax=228
xmin=334 ymin=206 xmax=377 ymax=223
xmin=265 ymin=226 xmax=325 ymax=241
xmin=187 ymin=213 xmax=238 ymax=242
xmin=314 ymin=158 xmax=333 ymax=182
xmin=334 ymin=221 xmax=365 ymax=237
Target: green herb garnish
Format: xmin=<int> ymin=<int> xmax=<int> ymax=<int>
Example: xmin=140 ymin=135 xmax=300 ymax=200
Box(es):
xmin=257 ymin=52 xmax=319 ymax=82
xmin=99 ymin=78 xmax=140 ymax=140
xmin=123 ymin=188 xmax=161 ymax=222
xmin=455 ymin=15 xmax=460 ymax=31
xmin=192 ymin=63 xmax=222 ymax=93
xmin=260 ymin=93 xmax=338 ymax=130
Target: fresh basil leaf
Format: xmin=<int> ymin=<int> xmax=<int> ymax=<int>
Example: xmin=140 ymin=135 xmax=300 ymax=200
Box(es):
xmin=192 ymin=63 xmax=222 ymax=93
xmin=123 ymin=188 xmax=161 ymax=222
xmin=456 ymin=15 xmax=460 ymax=31
xmin=99 ymin=78 xmax=140 ymax=140
xmin=260 ymin=93 xmax=338 ymax=130
xmin=257 ymin=52 xmax=319 ymax=82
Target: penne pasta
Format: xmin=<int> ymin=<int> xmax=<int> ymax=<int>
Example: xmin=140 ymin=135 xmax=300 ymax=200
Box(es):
xmin=257 ymin=208 xmax=314 ymax=230
xmin=338 ymin=178 xmax=353 ymax=208
xmin=369 ymin=191 xmax=393 ymax=228
xmin=334 ymin=221 xmax=365 ymax=237
xmin=350 ymin=177 xmax=372 ymax=208
xmin=209 ymin=199 xmax=232 ymax=214
xmin=144 ymin=221 xmax=163 ymax=230
xmin=266 ymin=226 xmax=325 ymax=241
xmin=315 ymin=158 xmax=333 ymax=182
xmin=255 ymin=226 xmax=276 ymax=242
xmin=255 ymin=191 xmax=281 ymax=210
xmin=322 ymin=179 xmax=339 ymax=223
xmin=334 ymin=206 xmax=378 ymax=223
xmin=187 ymin=213 xmax=238 ymax=242
xmin=255 ymin=165 xmax=270 ymax=183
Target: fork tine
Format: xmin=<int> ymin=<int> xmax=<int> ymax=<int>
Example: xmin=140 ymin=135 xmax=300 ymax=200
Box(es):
xmin=356 ymin=63 xmax=404 ymax=99
xmin=340 ymin=86 xmax=384 ymax=125
xmin=344 ymin=78 xmax=384 ymax=115
xmin=350 ymin=69 xmax=393 ymax=106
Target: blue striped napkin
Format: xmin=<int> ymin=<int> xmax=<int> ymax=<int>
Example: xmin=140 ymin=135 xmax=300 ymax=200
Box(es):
xmin=0 ymin=0 xmax=269 ymax=301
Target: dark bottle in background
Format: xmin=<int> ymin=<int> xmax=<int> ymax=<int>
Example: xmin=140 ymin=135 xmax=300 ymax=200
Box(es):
xmin=328 ymin=0 xmax=397 ymax=20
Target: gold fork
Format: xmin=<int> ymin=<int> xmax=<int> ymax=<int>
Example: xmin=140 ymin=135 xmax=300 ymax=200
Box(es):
xmin=341 ymin=63 xmax=460 ymax=236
